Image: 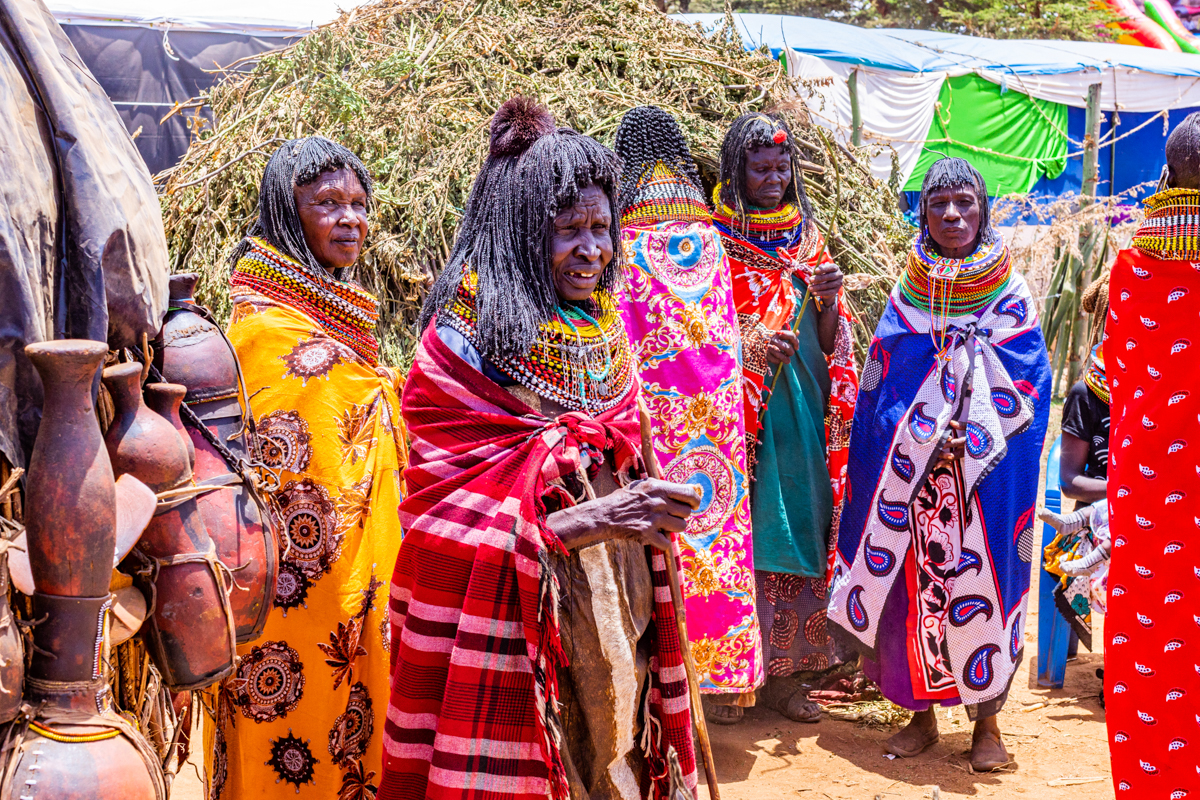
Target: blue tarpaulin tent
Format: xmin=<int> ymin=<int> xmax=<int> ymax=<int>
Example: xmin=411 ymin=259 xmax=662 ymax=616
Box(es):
xmin=679 ymin=13 xmax=1200 ymax=204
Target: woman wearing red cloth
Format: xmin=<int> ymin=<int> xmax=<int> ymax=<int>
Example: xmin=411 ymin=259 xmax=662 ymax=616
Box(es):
xmin=1105 ymin=113 xmax=1200 ymax=797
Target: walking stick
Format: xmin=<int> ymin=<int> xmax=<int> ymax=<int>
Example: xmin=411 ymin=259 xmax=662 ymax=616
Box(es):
xmin=638 ymin=399 xmax=721 ymax=800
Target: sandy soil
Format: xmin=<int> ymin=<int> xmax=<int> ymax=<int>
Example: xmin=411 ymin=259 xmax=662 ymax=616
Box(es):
xmin=697 ymin=578 xmax=1111 ymax=800
xmin=175 ymin=403 xmax=1114 ymax=800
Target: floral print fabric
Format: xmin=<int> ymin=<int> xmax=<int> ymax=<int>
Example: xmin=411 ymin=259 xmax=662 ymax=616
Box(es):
xmin=619 ymin=219 xmax=764 ymax=696
xmin=204 ymin=286 xmax=406 ymax=799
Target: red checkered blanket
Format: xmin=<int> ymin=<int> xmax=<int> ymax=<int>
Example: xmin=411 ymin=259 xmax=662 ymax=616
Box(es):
xmin=379 ymin=323 xmax=696 ymax=800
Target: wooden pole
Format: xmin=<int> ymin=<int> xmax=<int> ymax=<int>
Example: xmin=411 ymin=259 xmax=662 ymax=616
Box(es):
xmin=848 ymin=69 xmax=863 ymax=148
xmin=1080 ymin=83 xmax=1103 ymax=206
xmin=638 ymin=400 xmax=721 ymax=800
xmin=1066 ymin=82 xmax=1104 ymax=389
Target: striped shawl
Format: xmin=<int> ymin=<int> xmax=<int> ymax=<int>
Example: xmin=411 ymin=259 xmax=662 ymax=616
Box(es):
xmin=379 ymin=322 xmax=696 ymax=800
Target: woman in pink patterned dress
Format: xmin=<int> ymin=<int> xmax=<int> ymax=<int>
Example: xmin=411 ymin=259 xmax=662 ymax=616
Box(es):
xmin=614 ymin=106 xmax=764 ymax=724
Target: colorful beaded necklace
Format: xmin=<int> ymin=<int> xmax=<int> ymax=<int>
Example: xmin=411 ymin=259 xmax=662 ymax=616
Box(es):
xmin=231 ymin=237 xmax=380 ymax=365
xmin=901 ymin=232 xmax=1011 ymax=354
xmin=440 ymin=268 xmax=634 ymax=414
xmin=711 ymin=183 xmax=806 ymax=255
xmin=1132 ymin=188 xmax=1200 ymax=261
xmin=1083 ymin=342 xmax=1109 ymax=405
xmin=621 ymin=162 xmax=710 ymax=228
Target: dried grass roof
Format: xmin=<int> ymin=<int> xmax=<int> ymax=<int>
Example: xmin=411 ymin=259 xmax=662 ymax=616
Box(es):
xmin=160 ymin=0 xmax=909 ymax=364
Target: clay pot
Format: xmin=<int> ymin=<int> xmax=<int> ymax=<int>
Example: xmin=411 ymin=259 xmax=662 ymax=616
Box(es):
xmin=143 ymin=383 xmax=195 ymax=471
xmin=155 ymin=275 xmax=277 ymax=645
xmin=103 ymin=363 xmax=190 ymax=493
xmin=23 ymin=340 xmax=114 ymax=596
xmin=156 ymin=274 xmax=239 ymax=409
xmin=16 ymin=341 xmax=162 ymax=800
xmin=5 ymin=722 xmax=162 ymax=800
xmin=129 ymin=383 xmax=236 ymax=691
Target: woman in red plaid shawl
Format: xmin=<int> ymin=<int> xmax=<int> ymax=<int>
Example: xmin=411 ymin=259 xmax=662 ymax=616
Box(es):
xmin=379 ymin=98 xmax=700 ymax=800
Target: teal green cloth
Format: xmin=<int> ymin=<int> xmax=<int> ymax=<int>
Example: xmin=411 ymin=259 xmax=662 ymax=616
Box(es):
xmin=904 ymin=74 xmax=1068 ymax=197
xmin=751 ymin=278 xmax=832 ymax=578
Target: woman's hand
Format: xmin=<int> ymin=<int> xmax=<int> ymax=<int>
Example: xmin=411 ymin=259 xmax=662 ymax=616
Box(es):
xmin=808 ymin=262 xmax=843 ymax=303
xmin=766 ymin=329 xmax=799 ymax=365
xmin=546 ymin=478 xmax=700 ymax=553
xmin=936 ymin=420 xmax=967 ymax=466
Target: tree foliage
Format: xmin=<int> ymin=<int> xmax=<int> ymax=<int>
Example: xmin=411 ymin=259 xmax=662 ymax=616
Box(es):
xmin=680 ymin=0 xmax=1118 ymax=41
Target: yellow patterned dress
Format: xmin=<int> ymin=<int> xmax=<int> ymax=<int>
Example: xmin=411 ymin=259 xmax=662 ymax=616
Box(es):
xmin=204 ymin=238 xmax=405 ymax=800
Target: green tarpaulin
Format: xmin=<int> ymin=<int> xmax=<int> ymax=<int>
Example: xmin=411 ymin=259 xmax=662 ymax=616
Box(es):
xmin=904 ymin=74 xmax=1068 ymax=196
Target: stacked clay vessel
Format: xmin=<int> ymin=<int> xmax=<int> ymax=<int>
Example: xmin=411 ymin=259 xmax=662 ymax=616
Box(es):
xmin=4 ymin=340 xmax=162 ymax=800
xmin=154 ymin=273 xmax=276 ymax=644
xmin=104 ymin=366 xmax=236 ymax=691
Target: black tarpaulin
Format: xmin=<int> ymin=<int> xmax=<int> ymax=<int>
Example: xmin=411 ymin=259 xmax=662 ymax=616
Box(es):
xmin=0 ymin=0 xmax=168 ymax=469
xmin=60 ymin=25 xmax=289 ymax=174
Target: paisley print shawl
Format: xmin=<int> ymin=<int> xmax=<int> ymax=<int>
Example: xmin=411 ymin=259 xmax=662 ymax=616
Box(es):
xmin=618 ymin=214 xmax=763 ymax=697
xmin=1104 ymin=245 xmax=1200 ymax=796
xmin=828 ymin=238 xmax=1050 ymax=709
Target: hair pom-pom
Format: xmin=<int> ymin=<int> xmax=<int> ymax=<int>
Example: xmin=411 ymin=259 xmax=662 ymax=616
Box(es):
xmin=489 ymin=96 xmax=556 ymax=158
xmin=772 ymin=129 xmax=788 ymax=145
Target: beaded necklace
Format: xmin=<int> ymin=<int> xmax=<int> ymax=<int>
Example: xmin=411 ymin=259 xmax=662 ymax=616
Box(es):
xmin=231 ymin=237 xmax=380 ymax=365
xmin=440 ymin=268 xmax=634 ymax=414
xmin=900 ymin=233 xmax=1011 ymax=355
xmin=1083 ymin=342 xmax=1109 ymax=405
xmin=711 ymin=183 xmax=806 ymax=255
xmin=621 ymin=162 xmax=711 ymax=228
xmin=1131 ymin=188 xmax=1200 ymax=261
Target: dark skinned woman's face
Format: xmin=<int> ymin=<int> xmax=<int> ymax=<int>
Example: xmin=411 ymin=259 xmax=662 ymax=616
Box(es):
xmin=924 ymin=185 xmax=981 ymax=259
xmin=294 ymin=167 xmax=368 ymax=272
xmin=551 ymin=183 xmax=613 ymax=303
xmin=744 ymin=145 xmax=792 ymax=208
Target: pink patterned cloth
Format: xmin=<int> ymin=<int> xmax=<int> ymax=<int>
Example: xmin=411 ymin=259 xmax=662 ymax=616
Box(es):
xmin=619 ymin=219 xmax=764 ymax=696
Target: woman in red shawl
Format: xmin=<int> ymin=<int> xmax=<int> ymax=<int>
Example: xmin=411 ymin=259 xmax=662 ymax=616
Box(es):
xmin=380 ymin=98 xmax=700 ymax=800
xmin=1104 ymin=112 xmax=1200 ymax=798
xmin=710 ymin=112 xmax=858 ymax=723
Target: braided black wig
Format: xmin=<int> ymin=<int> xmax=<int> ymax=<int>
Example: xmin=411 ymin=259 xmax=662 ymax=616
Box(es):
xmin=918 ymin=156 xmax=996 ymax=257
xmin=420 ymin=99 xmax=622 ymax=361
xmin=229 ymin=136 xmax=374 ymax=279
xmin=1166 ymin=111 xmax=1200 ymax=190
xmin=718 ymin=112 xmax=814 ymax=223
xmin=613 ymin=105 xmax=703 ymax=215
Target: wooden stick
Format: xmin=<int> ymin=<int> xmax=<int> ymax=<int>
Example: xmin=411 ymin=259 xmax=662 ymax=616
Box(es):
xmin=755 ymin=289 xmax=814 ymax=431
xmin=638 ymin=399 xmax=721 ymax=800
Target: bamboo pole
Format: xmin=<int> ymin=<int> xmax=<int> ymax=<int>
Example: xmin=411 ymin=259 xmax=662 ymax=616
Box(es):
xmin=848 ymin=70 xmax=863 ymax=148
xmin=638 ymin=400 xmax=721 ymax=800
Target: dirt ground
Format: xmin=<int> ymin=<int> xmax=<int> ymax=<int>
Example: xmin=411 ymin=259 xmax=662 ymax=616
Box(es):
xmin=175 ymin=403 xmax=1114 ymax=800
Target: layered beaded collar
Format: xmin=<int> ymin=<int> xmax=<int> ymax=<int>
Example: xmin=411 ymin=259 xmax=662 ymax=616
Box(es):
xmin=620 ymin=162 xmax=710 ymax=228
xmin=230 ymin=237 xmax=380 ymax=365
xmin=1132 ymin=188 xmax=1200 ymax=261
xmin=900 ymin=232 xmax=1012 ymax=318
xmin=438 ymin=267 xmax=634 ymax=415
xmin=710 ymin=183 xmax=807 ymax=255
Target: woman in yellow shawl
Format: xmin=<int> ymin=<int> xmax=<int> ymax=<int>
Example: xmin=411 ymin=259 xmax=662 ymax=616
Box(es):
xmin=205 ymin=137 xmax=405 ymax=800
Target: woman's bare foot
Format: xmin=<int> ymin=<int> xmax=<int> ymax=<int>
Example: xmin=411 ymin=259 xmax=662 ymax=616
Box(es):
xmin=702 ymin=697 xmax=744 ymax=725
xmin=885 ymin=708 xmax=939 ymax=757
xmin=970 ymin=715 xmax=1010 ymax=771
